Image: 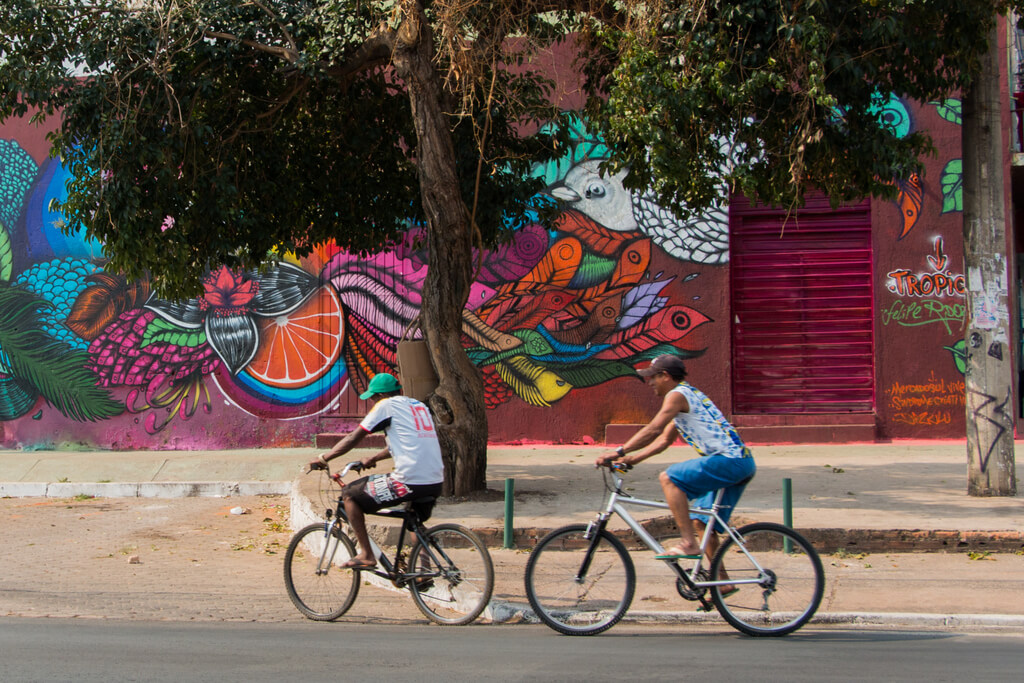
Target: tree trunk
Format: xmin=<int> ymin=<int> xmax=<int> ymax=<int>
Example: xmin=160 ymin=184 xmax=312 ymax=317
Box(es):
xmin=393 ymin=4 xmax=488 ymax=496
xmin=960 ymin=18 xmax=1017 ymax=496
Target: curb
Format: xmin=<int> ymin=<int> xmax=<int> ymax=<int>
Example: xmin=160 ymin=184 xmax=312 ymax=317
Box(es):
xmin=485 ymin=601 xmax=1024 ymax=628
xmin=0 ymin=481 xmax=292 ymax=498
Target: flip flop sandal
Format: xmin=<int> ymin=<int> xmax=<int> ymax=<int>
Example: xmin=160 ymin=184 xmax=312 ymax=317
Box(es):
xmin=341 ymin=559 xmax=378 ymax=569
xmin=654 ymin=552 xmax=702 ymax=560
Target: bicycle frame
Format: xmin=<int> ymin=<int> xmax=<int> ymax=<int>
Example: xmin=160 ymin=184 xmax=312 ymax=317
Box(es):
xmin=315 ymin=494 xmax=449 ymax=588
xmin=586 ymin=468 xmax=767 ymax=593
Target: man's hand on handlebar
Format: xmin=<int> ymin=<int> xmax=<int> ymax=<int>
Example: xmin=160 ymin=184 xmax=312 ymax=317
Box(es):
xmin=595 ymin=452 xmax=632 ymax=470
xmin=308 ymin=454 xmax=330 ymax=472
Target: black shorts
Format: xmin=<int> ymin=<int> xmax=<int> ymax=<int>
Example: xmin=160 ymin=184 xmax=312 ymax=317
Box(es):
xmin=344 ymin=473 xmax=442 ymax=518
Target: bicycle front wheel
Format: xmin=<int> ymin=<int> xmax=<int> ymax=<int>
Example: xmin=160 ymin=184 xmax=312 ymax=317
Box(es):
xmin=709 ymin=522 xmax=824 ymax=636
xmin=408 ymin=523 xmax=494 ymax=625
xmin=284 ymin=522 xmax=361 ymax=621
xmin=524 ymin=524 xmax=635 ymax=636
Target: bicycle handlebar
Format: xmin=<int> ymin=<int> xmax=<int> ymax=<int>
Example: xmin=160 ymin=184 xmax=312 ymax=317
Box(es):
xmin=305 ymin=460 xmax=365 ymax=478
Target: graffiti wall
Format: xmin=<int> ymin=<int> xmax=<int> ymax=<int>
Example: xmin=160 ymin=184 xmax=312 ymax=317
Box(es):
xmin=873 ymin=97 xmax=977 ymax=439
xmin=0 ymin=92 xmax=1004 ymax=450
xmin=0 ymin=114 xmax=729 ymax=449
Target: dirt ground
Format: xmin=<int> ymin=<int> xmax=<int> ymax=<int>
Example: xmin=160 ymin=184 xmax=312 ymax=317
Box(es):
xmin=0 ymin=495 xmax=448 ymax=623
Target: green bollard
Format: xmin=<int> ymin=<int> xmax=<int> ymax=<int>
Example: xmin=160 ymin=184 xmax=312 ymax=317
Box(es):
xmin=504 ymin=477 xmax=515 ymax=549
xmin=782 ymin=477 xmax=793 ymax=553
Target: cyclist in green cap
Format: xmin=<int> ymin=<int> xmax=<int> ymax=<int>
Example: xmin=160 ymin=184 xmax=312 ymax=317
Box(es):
xmin=309 ymin=372 xmax=443 ymax=568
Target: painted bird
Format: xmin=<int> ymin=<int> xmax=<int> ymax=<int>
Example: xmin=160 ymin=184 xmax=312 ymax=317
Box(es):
xmin=545 ymin=159 xmax=729 ymax=265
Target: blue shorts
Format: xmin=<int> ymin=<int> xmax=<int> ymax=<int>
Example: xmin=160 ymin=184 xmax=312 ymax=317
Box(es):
xmin=665 ymin=455 xmax=756 ymax=533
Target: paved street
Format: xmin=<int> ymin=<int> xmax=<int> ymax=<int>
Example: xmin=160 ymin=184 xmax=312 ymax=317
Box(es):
xmin=2 ymin=618 xmax=1023 ymax=682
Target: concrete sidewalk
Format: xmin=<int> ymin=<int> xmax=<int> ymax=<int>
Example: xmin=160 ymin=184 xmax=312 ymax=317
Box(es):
xmin=2 ymin=441 xmax=1023 ymax=627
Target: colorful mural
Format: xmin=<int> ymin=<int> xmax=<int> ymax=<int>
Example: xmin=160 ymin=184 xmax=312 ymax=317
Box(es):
xmin=0 ymin=92 xmax=995 ymax=447
xmin=0 ymin=116 xmax=720 ymax=448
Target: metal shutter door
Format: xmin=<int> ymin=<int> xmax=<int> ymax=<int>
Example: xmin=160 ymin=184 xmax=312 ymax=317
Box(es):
xmin=729 ymin=194 xmax=875 ymax=414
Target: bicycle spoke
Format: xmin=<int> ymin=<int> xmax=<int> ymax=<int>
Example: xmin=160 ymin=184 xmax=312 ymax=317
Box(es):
xmin=284 ymin=523 xmax=360 ymax=621
xmin=408 ymin=524 xmax=494 ymax=625
xmin=524 ymin=525 xmax=635 ymax=636
xmin=710 ymin=523 xmax=824 ymax=636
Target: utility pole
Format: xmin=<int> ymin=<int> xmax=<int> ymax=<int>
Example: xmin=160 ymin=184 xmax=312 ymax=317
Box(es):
xmin=960 ymin=17 xmax=1018 ymax=496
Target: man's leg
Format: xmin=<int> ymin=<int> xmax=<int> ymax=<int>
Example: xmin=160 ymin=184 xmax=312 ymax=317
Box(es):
xmin=343 ymin=496 xmax=376 ymax=566
xmin=693 ymin=520 xmax=732 ymax=590
xmin=659 ymin=470 xmax=701 ymax=556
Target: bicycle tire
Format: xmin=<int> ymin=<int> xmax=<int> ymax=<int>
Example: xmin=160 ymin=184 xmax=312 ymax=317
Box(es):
xmin=284 ymin=522 xmax=361 ymax=621
xmin=709 ymin=522 xmax=824 ymax=636
xmin=524 ymin=524 xmax=636 ymax=636
xmin=408 ymin=523 xmax=494 ymax=625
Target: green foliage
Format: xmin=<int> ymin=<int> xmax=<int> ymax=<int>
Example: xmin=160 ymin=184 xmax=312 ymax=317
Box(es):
xmin=585 ymin=0 xmax=1003 ymax=217
xmin=0 ymin=0 xmax=567 ymax=298
xmin=0 ymin=0 xmax=1016 ymax=299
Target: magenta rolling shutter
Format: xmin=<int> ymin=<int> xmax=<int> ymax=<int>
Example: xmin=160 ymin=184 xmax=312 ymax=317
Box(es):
xmin=729 ymin=194 xmax=875 ymax=414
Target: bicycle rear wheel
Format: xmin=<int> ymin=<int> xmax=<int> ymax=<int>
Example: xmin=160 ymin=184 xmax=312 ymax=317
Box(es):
xmin=408 ymin=523 xmax=494 ymax=625
xmin=284 ymin=522 xmax=361 ymax=621
xmin=524 ymin=524 xmax=635 ymax=636
xmin=709 ymin=522 xmax=824 ymax=636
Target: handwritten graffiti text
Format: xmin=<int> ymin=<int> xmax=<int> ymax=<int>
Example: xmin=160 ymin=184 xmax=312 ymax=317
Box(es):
xmin=880 ymin=299 xmax=966 ymax=333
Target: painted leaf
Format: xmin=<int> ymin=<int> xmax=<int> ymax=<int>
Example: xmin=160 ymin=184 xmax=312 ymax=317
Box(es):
xmin=932 ymin=99 xmax=962 ymax=126
xmin=893 ymin=173 xmax=923 ymax=240
xmin=940 ymin=159 xmax=963 ymax=214
xmin=515 ymin=236 xmax=583 ymax=290
xmin=0 ymin=284 xmax=123 ymax=421
xmin=340 ymin=311 xmax=398 ymax=395
xmin=0 ymin=219 xmax=11 ymax=282
xmin=554 ymin=361 xmax=637 ymax=389
xmin=596 ymin=305 xmax=712 ymax=359
xmin=66 ymin=272 xmax=151 ymax=341
xmin=944 ymin=340 xmax=967 ymax=375
xmin=141 ymin=316 xmax=207 ymax=348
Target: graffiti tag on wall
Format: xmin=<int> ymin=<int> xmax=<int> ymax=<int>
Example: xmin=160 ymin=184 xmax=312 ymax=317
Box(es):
xmin=887 ymin=372 xmax=966 ymax=426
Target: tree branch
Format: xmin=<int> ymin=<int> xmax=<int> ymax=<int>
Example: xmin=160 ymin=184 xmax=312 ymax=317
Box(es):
xmin=323 ymin=28 xmax=398 ymax=83
xmin=203 ymin=30 xmax=300 ymax=63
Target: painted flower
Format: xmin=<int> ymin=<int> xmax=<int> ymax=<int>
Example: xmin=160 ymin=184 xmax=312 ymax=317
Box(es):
xmin=145 ymin=262 xmax=318 ymax=374
xmin=198 ymin=266 xmax=259 ymax=316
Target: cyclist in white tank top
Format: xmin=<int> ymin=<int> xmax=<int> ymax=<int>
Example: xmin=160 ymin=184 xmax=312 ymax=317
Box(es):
xmin=597 ymin=354 xmax=755 ymax=570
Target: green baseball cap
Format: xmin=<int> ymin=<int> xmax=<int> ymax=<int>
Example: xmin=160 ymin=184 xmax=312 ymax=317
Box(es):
xmin=359 ymin=372 xmax=402 ymax=400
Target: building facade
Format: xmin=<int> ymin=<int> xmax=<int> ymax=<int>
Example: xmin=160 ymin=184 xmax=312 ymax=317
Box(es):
xmin=1 ymin=36 xmax=1020 ymax=451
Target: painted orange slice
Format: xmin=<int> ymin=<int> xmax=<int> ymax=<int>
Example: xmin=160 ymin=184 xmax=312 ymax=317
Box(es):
xmin=246 ymin=285 xmax=343 ymax=388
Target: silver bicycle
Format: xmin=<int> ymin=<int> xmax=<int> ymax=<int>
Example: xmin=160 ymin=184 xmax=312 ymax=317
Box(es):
xmin=524 ymin=463 xmax=824 ymax=636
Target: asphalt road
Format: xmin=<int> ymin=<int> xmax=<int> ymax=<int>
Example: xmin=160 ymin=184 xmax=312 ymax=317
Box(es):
xmin=2 ymin=619 xmax=1022 ymax=682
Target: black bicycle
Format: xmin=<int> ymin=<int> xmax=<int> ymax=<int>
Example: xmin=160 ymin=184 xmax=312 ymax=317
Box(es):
xmin=284 ymin=461 xmax=494 ymax=625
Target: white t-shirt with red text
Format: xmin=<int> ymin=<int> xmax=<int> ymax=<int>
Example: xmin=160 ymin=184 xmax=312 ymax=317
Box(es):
xmin=360 ymin=396 xmax=444 ymax=485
